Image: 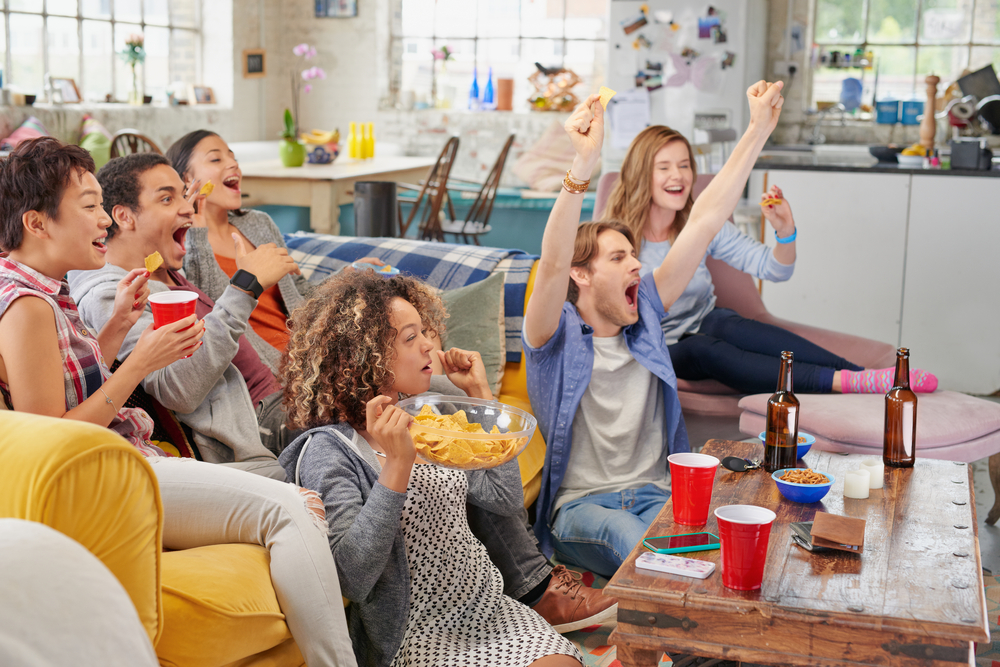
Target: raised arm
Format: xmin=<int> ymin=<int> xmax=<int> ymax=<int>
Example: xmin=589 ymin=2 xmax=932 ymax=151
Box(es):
xmin=651 ymin=81 xmax=784 ymax=311
xmin=523 ymin=94 xmax=604 ymax=349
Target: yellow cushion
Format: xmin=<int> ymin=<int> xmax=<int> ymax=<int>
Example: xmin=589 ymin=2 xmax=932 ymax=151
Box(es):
xmin=498 ymin=260 xmax=545 ymax=506
xmin=0 ymin=411 xmax=162 ymax=645
xmin=158 ymin=543 xmax=301 ymax=667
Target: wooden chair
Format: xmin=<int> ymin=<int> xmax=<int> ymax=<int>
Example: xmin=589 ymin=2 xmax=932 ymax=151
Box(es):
xmin=438 ymin=134 xmax=515 ymax=245
xmin=397 ymin=136 xmax=459 ymax=240
xmin=110 ymin=130 xmax=162 ymax=158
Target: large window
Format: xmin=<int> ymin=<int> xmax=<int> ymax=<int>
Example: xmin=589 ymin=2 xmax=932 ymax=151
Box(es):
xmin=2 ymin=0 xmax=200 ymax=103
xmin=393 ymin=0 xmax=608 ymax=111
xmin=812 ymin=0 xmax=1000 ymax=107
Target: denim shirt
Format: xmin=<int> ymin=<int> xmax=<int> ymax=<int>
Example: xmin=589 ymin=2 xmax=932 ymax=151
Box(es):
xmin=523 ymin=271 xmax=689 ymax=556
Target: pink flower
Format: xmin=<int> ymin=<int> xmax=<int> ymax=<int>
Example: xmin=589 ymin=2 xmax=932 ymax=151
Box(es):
xmin=293 ymin=43 xmax=311 ymax=57
xmin=304 ymin=84 xmax=313 ymax=94
xmin=301 ymin=66 xmax=327 ymax=81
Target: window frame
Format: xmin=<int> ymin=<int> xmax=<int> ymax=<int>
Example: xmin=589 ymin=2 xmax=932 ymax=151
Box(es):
xmin=389 ymin=0 xmax=607 ymax=109
xmin=811 ymin=0 xmax=1000 ymax=105
xmin=1 ymin=0 xmax=202 ymax=103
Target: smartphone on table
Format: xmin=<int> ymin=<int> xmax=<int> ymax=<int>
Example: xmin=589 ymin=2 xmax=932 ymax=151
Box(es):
xmin=642 ymin=532 xmax=720 ymax=555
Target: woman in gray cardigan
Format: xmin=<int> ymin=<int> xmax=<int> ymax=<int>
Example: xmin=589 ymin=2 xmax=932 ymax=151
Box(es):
xmin=166 ymin=130 xmax=312 ymax=373
xmin=277 ymin=271 xmax=582 ymax=667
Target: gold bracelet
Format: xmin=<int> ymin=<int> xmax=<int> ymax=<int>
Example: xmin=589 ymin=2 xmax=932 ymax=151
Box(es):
xmin=99 ymin=387 xmax=117 ymax=415
xmin=562 ymin=170 xmax=590 ymax=194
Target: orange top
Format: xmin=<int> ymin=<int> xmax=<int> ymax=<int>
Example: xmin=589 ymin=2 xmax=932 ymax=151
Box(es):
xmin=214 ymin=254 xmax=290 ymax=352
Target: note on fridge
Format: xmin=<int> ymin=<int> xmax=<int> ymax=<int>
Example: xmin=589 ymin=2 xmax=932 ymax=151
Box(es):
xmin=608 ymin=86 xmax=651 ymax=150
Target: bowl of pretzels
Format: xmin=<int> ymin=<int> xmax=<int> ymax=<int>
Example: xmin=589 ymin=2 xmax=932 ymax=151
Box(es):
xmin=771 ymin=468 xmax=835 ymax=504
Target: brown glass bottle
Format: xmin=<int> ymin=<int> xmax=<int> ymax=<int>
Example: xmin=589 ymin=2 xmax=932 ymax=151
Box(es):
xmin=883 ymin=347 xmax=917 ymax=468
xmin=763 ymin=351 xmax=800 ymax=473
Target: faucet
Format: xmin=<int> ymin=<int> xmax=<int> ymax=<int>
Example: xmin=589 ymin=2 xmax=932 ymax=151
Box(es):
xmin=807 ymin=103 xmax=847 ymax=145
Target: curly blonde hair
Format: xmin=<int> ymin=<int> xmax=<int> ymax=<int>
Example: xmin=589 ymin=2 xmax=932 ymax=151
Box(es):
xmin=280 ymin=271 xmax=447 ymax=430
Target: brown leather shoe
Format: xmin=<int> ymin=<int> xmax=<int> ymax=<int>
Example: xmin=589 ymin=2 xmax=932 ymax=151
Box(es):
xmin=531 ymin=565 xmax=618 ymax=633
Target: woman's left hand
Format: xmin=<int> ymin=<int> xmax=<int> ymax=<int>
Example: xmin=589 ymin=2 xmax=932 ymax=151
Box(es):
xmin=437 ymin=347 xmax=492 ymax=399
xmin=760 ymin=185 xmax=795 ymax=237
xmin=112 ymin=268 xmax=151 ymax=328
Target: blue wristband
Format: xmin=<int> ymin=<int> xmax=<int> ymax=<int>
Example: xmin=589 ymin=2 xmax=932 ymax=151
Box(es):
xmin=775 ymin=227 xmax=797 ymax=244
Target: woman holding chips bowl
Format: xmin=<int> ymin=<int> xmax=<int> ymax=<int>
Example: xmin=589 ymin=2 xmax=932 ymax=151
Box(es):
xmin=277 ymin=271 xmax=582 ymax=667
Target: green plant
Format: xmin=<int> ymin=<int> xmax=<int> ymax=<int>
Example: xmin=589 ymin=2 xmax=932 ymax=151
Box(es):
xmin=281 ymin=109 xmax=296 ymax=140
xmin=118 ymin=33 xmax=145 ymax=100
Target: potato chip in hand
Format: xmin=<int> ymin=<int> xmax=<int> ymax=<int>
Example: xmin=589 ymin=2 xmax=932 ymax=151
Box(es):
xmin=144 ymin=251 xmax=163 ymax=273
xmin=598 ymin=86 xmax=616 ymax=110
xmin=199 ymin=181 xmax=215 ymax=196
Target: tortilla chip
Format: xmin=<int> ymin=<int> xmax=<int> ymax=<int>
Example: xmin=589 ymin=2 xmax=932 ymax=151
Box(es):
xmin=199 ymin=181 xmax=215 ymax=196
xmin=144 ymin=251 xmax=163 ymax=273
xmin=408 ymin=407 xmax=525 ymax=469
xmin=598 ymin=86 xmax=616 ymax=110
xmin=761 ymin=197 xmax=782 ymax=206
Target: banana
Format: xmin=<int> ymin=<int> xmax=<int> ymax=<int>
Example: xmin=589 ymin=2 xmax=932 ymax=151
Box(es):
xmin=301 ymin=129 xmax=340 ymax=145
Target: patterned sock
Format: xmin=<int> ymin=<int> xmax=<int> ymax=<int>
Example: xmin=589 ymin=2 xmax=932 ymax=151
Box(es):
xmin=840 ymin=368 xmax=938 ymax=393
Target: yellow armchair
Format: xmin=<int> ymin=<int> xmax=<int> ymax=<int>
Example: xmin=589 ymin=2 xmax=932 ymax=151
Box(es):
xmin=0 ymin=411 xmax=304 ymax=667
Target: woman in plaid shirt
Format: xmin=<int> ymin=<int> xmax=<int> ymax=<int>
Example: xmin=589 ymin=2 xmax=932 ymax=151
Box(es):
xmin=0 ymin=137 xmax=357 ymax=666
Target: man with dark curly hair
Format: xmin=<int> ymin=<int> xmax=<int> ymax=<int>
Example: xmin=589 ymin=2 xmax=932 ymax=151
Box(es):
xmin=70 ymin=152 xmax=617 ymax=633
xmin=69 ymin=152 xmax=300 ymax=475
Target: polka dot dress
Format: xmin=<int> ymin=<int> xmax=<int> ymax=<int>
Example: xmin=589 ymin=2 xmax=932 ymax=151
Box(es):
xmin=391 ymin=464 xmax=581 ymax=667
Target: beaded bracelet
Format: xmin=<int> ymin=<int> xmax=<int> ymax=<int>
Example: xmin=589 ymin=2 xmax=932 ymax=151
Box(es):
xmin=99 ymin=386 xmax=118 ymax=414
xmin=562 ymin=169 xmax=590 ymax=195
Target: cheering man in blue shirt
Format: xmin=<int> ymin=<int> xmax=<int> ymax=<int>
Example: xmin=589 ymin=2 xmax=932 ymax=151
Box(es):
xmin=522 ymin=81 xmax=785 ymax=577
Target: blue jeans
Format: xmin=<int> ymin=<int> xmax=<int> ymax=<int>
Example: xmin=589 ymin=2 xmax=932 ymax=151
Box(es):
xmin=669 ymin=307 xmax=864 ymax=394
xmin=467 ymin=504 xmax=552 ymax=599
xmin=551 ymin=484 xmax=671 ymax=578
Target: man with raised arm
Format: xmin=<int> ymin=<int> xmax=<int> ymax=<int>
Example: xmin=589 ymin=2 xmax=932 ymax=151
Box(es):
xmin=523 ymin=81 xmax=785 ymax=577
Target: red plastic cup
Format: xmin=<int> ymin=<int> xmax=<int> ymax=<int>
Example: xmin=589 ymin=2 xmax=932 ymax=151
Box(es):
xmin=714 ymin=505 xmax=777 ymax=591
xmin=668 ymin=452 xmax=720 ymax=526
xmin=149 ymin=290 xmax=198 ymax=358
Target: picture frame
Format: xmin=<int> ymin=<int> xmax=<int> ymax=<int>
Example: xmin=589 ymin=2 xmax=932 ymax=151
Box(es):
xmin=189 ymin=85 xmax=216 ymax=105
xmin=243 ymin=49 xmax=266 ymax=79
xmin=52 ymin=77 xmax=81 ymax=104
xmin=315 ymin=0 xmax=357 ymax=18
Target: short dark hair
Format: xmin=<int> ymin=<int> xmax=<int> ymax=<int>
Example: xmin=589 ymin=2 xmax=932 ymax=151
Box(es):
xmin=96 ymin=152 xmax=172 ymax=241
xmin=0 ymin=137 xmax=96 ymax=252
xmin=567 ymin=221 xmax=637 ymax=304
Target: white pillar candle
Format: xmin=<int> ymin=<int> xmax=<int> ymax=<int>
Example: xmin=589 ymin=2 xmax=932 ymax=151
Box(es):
xmin=860 ymin=458 xmax=884 ymax=489
xmin=843 ymin=469 xmax=870 ymax=499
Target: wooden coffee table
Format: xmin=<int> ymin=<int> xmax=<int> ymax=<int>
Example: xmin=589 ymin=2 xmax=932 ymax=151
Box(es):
xmin=606 ymin=439 xmax=989 ymax=667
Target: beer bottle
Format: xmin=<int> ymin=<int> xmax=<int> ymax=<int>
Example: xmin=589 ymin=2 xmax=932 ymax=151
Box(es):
xmin=883 ymin=347 xmax=917 ymax=468
xmin=763 ymin=351 xmax=799 ymax=473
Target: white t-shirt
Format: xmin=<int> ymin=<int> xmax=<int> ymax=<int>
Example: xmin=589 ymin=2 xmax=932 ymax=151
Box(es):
xmin=553 ymin=333 xmax=669 ymax=515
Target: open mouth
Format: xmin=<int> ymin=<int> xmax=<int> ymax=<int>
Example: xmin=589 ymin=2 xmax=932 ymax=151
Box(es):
xmin=664 ymin=185 xmax=685 ymax=196
xmin=92 ymin=236 xmax=107 ymax=252
xmin=625 ymin=280 xmax=639 ymax=309
xmin=172 ymin=222 xmax=192 ymax=254
xmin=223 ymin=175 xmax=240 ymax=191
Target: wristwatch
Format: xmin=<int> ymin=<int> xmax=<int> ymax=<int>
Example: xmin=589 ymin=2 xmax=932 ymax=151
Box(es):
xmin=230 ymin=269 xmax=264 ymax=299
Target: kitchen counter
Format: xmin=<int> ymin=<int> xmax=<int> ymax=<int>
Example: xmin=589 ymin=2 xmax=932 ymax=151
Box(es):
xmin=756 ymin=145 xmax=1000 ymax=177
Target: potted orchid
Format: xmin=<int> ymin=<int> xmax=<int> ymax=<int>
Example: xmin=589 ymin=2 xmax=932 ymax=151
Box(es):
xmin=119 ymin=33 xmax=145 ymax=105
xmin=280 ymin=43 xmax=327 ymax=167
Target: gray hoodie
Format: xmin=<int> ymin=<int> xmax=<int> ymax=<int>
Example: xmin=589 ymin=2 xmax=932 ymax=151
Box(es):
xmin=68 ymin=264 xmax=276 ymax=465
xmin=279 ymin=419 xmax=524 ymax=667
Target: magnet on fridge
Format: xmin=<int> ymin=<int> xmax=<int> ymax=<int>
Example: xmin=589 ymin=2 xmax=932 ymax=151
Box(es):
xmin=621 ymin=12 xmax=648 ymax=35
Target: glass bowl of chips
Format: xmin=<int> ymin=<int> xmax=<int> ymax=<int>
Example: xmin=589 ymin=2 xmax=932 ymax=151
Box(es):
xmin=397 ymin=395 xmax=536 ymax=470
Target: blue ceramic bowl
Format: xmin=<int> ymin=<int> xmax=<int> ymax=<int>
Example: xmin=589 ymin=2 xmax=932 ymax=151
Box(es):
xmin=758 ymin=431 xmax=815 ymax=459
xmin=771 ymin=468 xmax=834 ymax=503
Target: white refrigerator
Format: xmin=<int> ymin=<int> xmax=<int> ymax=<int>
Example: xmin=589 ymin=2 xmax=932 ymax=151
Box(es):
xmin=604 ymin=0 xmax=768 ymax=174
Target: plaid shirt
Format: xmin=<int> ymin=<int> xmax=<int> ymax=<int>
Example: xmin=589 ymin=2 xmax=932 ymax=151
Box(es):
xmin=0 ymin=256 xmax=163 ymax=457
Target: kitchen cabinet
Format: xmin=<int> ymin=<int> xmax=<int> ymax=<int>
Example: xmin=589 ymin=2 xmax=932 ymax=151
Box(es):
xmin=901 ymin=175 xmax=1000 ymax=395
xmin=748 ymin=167 xmax=1000 ymax=394
xmin=747 ymin=170 xmax=911 ymax=347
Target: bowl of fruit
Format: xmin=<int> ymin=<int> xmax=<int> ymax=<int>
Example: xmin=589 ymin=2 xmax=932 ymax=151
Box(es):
xmin=301 ymin=129 xmax=340 ymax=165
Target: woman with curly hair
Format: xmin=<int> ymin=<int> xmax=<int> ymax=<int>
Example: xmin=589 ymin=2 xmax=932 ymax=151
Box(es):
xmin=600 ymin=125 xmax=937 ymax=394
xmin=277 ymin=270 xmax=583 ymax=667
